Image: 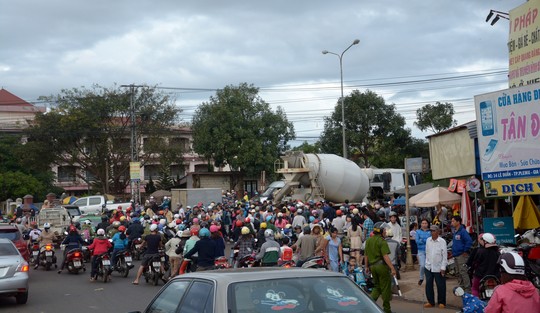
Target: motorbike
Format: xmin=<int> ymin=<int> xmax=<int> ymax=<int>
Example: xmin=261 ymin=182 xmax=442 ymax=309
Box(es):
xmin=517 ymin=242 xmax=540 ymax=289
xmin=214 ymin=256 xmax=231 ymax=269
xmin=94 ymin=252 xmax=112 ymax=283
xmin=81 ymin=239 xmax=92 ymax=263
xmin=29 ymin=242 xmax=40 ymax=265
xmin=112 ymin=249 xmax=134 ymax=278
xmin=279 ymin=260 xmax=296 ymax=268
xmin=143 ymin=253 xmax=167 ymax=286
xmin=237 ymin=254 xmax=258 ymax=268
xmin=64 ymin=247 xmax=85 ymax=274
xmin=301 ymin=255 xmax=327 ymax=269
xmin=37 ymin=243 xmax=57 ymax=271
xmin=478 ymin=275 xmax=500 ymax=301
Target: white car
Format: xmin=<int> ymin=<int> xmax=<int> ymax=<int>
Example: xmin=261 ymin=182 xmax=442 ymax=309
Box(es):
xmin=0 ymin=238 xmax=29 ymax=304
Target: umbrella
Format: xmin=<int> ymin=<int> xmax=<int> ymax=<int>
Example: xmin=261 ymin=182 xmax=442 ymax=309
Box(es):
xmin=393 ymin=196 xmax=406 ymax=206
xmin=461 ymin=191 xmax=473 ymax=233
xmin=62 ymin=196 xmax=77 ymax=204
xmin=513 ymin=195 xmax=540 ymax=230
xmin=151 ymin=190 xmax=172 ymax=198
xmin=409 ymin=187 xmax=462 ymax=207
xmin=393 ymin=182 xmax=434 ymax=195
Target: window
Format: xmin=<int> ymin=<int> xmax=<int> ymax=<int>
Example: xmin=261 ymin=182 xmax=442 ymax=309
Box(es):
xmin=0 ymin=243 xmax=18 ymax=256
xmin=179 ymin=281 xmax=214 ymax=313
xmin=72 ymin=198 xmax=88 ymax=207
xmin=58 ymin=166 xmax=77 ymax=182
xmin=0 ymin=229 xmax=21 ymax=241
xmin=85 ymin=170 xmax=96 ymax=182
xmin=147 ymin=280 xmax=190 ymax=313
xmin=89 ymin=197 xmax=101 ymax=206
xmin=170 ymin=165 xmax=185 ymax=178
xmin=170 ymin=137 xmax=190 ymax=151
xmin=144 ymin=165 xmax=160 ymax=180
xmin=194 ymin=164 xmax=209 ymax=173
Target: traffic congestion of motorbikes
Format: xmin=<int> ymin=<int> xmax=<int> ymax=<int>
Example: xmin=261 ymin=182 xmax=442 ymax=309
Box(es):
xmin=7 ymin=194 xmax=540 ymax=312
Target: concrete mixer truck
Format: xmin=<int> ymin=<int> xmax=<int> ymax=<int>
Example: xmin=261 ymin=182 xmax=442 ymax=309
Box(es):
xmin=258 ymin=151 xmax=413 ymax=203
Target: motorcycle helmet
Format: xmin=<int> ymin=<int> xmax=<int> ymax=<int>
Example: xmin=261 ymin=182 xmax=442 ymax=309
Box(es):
xmin=44 ymin=222 xmax=51 ymax=229
xmin=192 ymin=218 xmax=199 ymax=224
xmin=149 ymin=224 xmax=158 ymax=232
xmin=209 ymin=225 xmax=219 ymax=233
xmin=118 ymin=226 xmax=126 ymax=232
xmin=132 ymin=217 xmax=140 ymax=223
xmin=389 ymin=211 xmax=398 ymax=217
xmin=385 ymin=228 xmax=394 ymax=238
xmin=113 ymin=221 xmax=121 ymax=228
xmin=297 ymin=209 xmax=303 ymax=214
xmin=152 ymin=215 xmax=159 ymax=220
xmin=481 ymin=233 xmax=497 ymax=244
xmin=352 ymin=208 xmax=359 ymax=215
xmin=277 ymin=212 xmax=283 ymax=217
xmin=190 ymin=228 xmax=199 ymax=236
xmin=182 ymin=229 xmax=191 ymax=238
xmin=498 ymin=252 xmax=525 ymax=275
xmin=264 ymin=229 xmax=274 ymax=238
xmin=309 ymin=216 xmax=315 ymax=223
xmin=241 ymin=227 xmax=250 ymax=235
xmin=159 ymin=219 xmax=167 ymax=226
xmin=285 ymin=223 xmax=291 ymax=229
xmin=199 ymin=228 xmax=210 ymax=238
xmin=260 ymin=222 xmax=267 ymax=229
xmin=97 ymin=228 xmax=105 ymax=236
xmin=176 ymin=230 xmax=183 ymax=238
xmin=68 ymin=225 xmax=77 ymax=233
xmin=235 ymin=220 xmax=243 ymax=227
xmin=120 ymin=216 xmax=126 ymax=222
xmin=245 ymin=217 xmax=251 ymax=223
xmin=168 ymin=222 xmax=176 ymax=228
xmin=266 ymin=215 xmax=273 ymax=222
xmin=84 ymin=219 xmax=92 ymax=225
xmin=178 ymin=224 xmax=186 ymax=231
xmin=143 ymin=215 xmax=150 ymax=220
xmin=373 ymin=222 xmax=388 ymax=234
xmin=336 ymin=209 xmax=342 ymax=216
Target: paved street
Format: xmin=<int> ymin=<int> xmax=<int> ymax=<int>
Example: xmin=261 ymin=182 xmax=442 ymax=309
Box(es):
xmin=0 ymin=248 xmax=460 ymax=313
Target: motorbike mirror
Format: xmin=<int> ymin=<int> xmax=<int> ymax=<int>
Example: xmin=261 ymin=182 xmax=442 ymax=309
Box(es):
xmin=453 ymin=286 xmax=464 ymax=297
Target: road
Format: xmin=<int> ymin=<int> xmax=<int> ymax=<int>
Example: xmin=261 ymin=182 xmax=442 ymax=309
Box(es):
xmin=0 ymin=249 xmax=459 ymax=313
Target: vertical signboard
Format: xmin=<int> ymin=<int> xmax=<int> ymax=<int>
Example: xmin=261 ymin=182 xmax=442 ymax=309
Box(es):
xmin=130 ymin=161 xmax=141 ymax=181
xmin=508 ymin=0 xmax=540 ymax=87
xmin=483 ymin=217 xmax=516 ymax=245
xmin=474 ymin=83 xmax=540 ymax=197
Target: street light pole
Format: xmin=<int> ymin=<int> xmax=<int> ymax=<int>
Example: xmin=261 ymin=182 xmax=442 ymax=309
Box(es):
xmin=322 ymin=39 xmax=360 ymax=159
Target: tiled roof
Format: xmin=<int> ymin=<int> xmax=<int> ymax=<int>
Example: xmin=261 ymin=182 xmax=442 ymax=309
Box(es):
xmin=0 ymin=88 xmax=33 ymax=107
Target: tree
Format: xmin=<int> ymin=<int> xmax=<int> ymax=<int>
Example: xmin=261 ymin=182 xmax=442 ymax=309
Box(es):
xmin=320 ymin=90 xmax=414 ymax=168
xmin=291 ymin=141 xmax=321 ymax=154
xmin=25 ymin=85 xmax=183 ymax=195
xmin=145 ymin=176 xmax=156 ymax=194
xmin=192 ymin=83 xmax=295 ymax=178
xmin=414 ymin=101 xmax=457 ymax=134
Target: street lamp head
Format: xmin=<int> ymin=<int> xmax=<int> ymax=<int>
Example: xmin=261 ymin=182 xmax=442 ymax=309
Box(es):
xmin=322 ymin=50 xmax=329 ymax=54
xmin=352 ymin=39 xmax=360 ymax=45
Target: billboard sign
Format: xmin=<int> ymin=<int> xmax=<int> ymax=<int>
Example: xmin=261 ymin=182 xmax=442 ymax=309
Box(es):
xmin=483 ymin=217 xmax=516 ymax=245
xmin=508 ymin=0 xmax=540 ymax=87
xmin=474 ymin=83 xmax=540 ymax=196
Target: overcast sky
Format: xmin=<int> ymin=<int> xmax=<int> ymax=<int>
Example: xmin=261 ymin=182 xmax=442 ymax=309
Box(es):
xmin=0 ymin=0 xmax=524 ymax=145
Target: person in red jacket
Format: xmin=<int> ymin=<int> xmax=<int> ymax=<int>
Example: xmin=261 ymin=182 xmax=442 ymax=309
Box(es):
xmin=88 ymin=228 xmax=112 ymax=281
xmin=485 ymin=252 xmax=540 ymax=313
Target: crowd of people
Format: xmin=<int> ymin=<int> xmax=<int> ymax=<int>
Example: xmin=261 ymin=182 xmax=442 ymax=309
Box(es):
xmin=8 ymin=193 xmax=540 ymax=313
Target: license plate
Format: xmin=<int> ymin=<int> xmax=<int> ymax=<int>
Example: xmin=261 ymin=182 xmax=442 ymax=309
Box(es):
xmin=160 ymin=257 xmax=165 ymax=262
xmin=152 ymin=262 xmax=161 ymax=268
xmin=125 ymin=257 xmax=132 ymax=262
xmin=448 ymin=258 xmax=455 ymax=265
xmin=74 ymin=261 xmax=81 ymax=267
xmin=33 ymin=251 xmax=39 ymax=256
xmin=45 ymin=251 xmax=53 ymax=256
xmin=102 ymin=260 xmax=110 ymax=266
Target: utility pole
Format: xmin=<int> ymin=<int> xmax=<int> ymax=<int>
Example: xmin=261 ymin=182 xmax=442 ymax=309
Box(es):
xmin=122 ymin=84 xmax=144 ymax=204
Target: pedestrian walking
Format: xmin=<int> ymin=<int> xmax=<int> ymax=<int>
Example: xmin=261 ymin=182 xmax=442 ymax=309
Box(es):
xmin=364 ymin=222 xmax=397 ymax=313
xmin=451 ymin=215 xmax=472 ymax=292
xmin=416 ymin=218 xmax=431 ymax=285
xmin=424 ymin=225 xmax=448 ymax=309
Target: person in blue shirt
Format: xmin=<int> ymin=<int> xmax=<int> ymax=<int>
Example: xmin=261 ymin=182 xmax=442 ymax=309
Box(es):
xmin=111 ymin=225 xmax=129 ymax=270
xmin=451 ymin=215 xmax=472 ymax=293
xmin=415 ymin=218 xmax=432 ymax=286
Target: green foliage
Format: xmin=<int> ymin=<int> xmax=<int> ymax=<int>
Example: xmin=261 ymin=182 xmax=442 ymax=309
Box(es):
xmin=0 ymin=171 xmax=48 ymax=200
xmin=26 ymin=84 xmax=182 ymax=195
xmin=320 ymin=90 xmax=413 ymax=168
xmin=192 ymin=83 xmax=295 ymax=177
xmin=156 ymin=171 xmax=174 ymax=191
xmin=291 ymin=141 xmax=321 ymax=154
xmin=414 ymin=101 xmax=457 ymax=134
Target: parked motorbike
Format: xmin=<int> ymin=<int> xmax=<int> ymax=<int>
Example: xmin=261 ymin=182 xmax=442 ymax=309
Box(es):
xmin=517 ymin=242 xmax=540 ymax=289
xmin=112 ymin=249 xmax=134 ymax=278
xmin=37 ymin=243 xmax=57 ymax=271
xmin=301 ymin=255 xmax=327 ymax=269
xmin=179 ymin=258 xmax=196 ymax=274
xmin=131 ymin=238 xmax=144 ymax=261
xmin=94 ymin=252 xmax=112 ymax=283
xmin=214 ymin=256 xmax=231 ymax=269
xmin=478 ymin=275 xmax=500 ymax=301
xmin=65 ymin=247 xmax=85 ymax=274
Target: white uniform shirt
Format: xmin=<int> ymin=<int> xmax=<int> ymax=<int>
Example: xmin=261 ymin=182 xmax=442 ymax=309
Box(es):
xmin=389 ymin=221 xmax=402 ymax=242
xmin=425 ymin=236 xmax=448 ymax=273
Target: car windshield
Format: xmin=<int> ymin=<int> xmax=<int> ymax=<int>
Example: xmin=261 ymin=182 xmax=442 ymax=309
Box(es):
xmin=227 ymin=276 xmax=381 ymax=313
xmin=0 ymin=229 xmax=21 ymax=241
xmin=0 ymin=242 xmax=19 ymax=255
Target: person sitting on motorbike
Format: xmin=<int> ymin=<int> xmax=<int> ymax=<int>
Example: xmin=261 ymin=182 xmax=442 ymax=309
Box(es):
xmin=210 ymin=224 xmax=226 ymax=257
xmin=28 ymin=222 xmax=41 ymax=244
xmin=96 ymin=215 xmax=110 ymax=233
xmin=165 ymin=230 xmax=183 ymax=279
xmin=87 ymin=228 xmax=112 ymax=281
xmin=132 ymin=224 xmax=163 ymax=285
xmin=183 ymin=227 xmax=217 ymax=272
xmin=256 ymin=229 xmax=281 ymax=267
xmin=235 ymin=226 xmax=256 ymax=268
xmin=107 ymin=221 xmax=121 ymax=238
xmin=80 ymin=219 xmax=95 ymax=241
xmin=35 ymin=223 xmax=56 ymax=269
xmin=58 ymin=225 xmax=85 ymax=274
xmin=468 ymin=232 xmax=500 ymax=298
xmin=110 ymin=225 xmax=129 ymax=270
xmin=484 ymin=252 xmax=540 ymax=313
xmin=126 ymin=217 xmax=144 ymax=248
